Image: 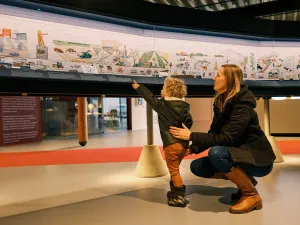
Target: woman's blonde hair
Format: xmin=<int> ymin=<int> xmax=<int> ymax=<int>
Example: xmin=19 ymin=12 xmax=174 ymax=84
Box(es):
xmin=215 ymin=64 xmax=243 ymax=110
xmin=164 ymin=77 xmax=187 ymax=98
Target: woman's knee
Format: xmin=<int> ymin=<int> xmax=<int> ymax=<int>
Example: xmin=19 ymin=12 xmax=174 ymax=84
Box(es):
xmin=190 ymin=157 xmax=215 ymax=178
xmin=190 ymin=159 xmax=200 ymax=175
xmin=208 ymin=146 xmax=229 ymax=162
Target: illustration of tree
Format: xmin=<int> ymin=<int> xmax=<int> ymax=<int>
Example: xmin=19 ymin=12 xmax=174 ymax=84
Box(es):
xmin=250 ymin=53 xmax=255 ymax=72
xmin=214 ymin=61 xmax=218 ymax=70
xmin=99 ymin=65 xmax=104 ymax=72
xmin=129 ymin=48 xmax=140 ymax=67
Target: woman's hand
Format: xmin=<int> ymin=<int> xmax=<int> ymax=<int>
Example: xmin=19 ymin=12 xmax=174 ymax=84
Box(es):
xmin=169 ymin=123 xmax=191 ymax=140
xmin=184 ymin=148 xmax=191 ymax=156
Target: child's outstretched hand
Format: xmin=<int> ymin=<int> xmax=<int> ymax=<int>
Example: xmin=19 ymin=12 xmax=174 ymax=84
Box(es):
xmin=132 ymin=80 xmax=140 ymax=90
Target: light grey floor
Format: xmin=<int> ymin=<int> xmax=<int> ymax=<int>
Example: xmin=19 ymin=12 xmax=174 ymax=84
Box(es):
xmin=0 ymin=130 xmax=299 ymax=224
xmin=0 ymin=155 xmax=299 ymax=225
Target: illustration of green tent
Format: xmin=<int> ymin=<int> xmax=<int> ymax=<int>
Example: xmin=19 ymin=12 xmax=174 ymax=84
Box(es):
xmin=139 ymin=51 xmax=168 ymax=68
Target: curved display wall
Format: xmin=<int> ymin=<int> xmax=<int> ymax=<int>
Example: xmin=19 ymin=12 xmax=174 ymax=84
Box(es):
xmin=0 ymin=4 xmax=300 ymax=81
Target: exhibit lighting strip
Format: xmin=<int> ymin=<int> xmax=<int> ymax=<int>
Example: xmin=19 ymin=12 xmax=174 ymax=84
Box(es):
xmin=271 ymin=97 xmax=286 ymax=100
xmin=272 ymin=97 xmax=300 ymax=100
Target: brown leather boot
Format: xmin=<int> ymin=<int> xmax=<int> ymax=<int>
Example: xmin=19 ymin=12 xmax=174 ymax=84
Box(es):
xmin=211 ymin=172 xmax=229 ymax=180
xmin=211 ymin=172 xmax=258 ymax=202
xmin=225 ymin=167 xmax=263 ymax=214
xmin=231 ymin=176 xmax=258 ymax=201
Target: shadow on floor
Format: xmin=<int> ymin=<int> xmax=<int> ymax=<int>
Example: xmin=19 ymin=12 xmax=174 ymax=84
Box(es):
xmin=119 ymin=184 xmax=237 ymax=213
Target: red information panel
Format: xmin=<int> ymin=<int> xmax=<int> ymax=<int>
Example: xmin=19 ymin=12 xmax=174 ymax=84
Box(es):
xmin=0 ymin=96 xmax=42 ymax=147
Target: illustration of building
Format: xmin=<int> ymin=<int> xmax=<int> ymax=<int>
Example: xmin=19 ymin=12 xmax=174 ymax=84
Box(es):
xmin=0 ymin=28 xmax=11 ymax=37
xmin=15 ymin=33 xmax=27 ymax=41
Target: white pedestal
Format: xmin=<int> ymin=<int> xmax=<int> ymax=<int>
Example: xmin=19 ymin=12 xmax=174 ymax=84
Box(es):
xmin=135 ymin=102 xmax=168 ymax=177
xmin=135 ymin=145 xmax=168 ymax=178
xmin=267 ymin=135 xmax=284 ymax=163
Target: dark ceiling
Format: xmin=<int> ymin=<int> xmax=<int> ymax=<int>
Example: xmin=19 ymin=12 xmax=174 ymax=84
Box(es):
xmin=3 ymin=0 xmax=300 ymax=38
xmin=144 ymin=0 xmax=300 ymax=21
xmin=144 ymin=0 xmax=277 ymax=12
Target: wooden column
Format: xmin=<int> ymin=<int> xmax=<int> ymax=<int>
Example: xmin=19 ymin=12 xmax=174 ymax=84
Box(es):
xmin=77 ymin=97 xmax=88 ymax=146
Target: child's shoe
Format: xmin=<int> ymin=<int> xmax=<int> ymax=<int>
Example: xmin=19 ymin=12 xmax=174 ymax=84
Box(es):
xmin=167 ymin=185 xmax=187 ymax=207
xmin=167 ymin=181 xmax=175 ymax=198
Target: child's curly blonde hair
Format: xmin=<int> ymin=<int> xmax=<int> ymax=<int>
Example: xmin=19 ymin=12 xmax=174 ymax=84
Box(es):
xmin=164 ymin=77 xmax=187 ymax=98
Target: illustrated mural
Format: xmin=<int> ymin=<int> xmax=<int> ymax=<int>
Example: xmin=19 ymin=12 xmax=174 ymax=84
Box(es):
xmin=1 ymin=14 xmax=300 ymax=80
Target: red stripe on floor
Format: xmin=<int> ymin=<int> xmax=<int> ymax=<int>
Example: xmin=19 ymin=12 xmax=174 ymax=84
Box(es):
xmin=0 ymin=146 xmax=207 ymax=167
xmin=0 ymin=140 xmax=298 ymax=167
xmin=277 ymin=140 xmax=300 ymax=154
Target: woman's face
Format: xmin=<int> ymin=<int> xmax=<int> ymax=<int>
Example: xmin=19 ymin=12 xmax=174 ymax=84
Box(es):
xmin=213 ymin=67 xmax=227 ymax=94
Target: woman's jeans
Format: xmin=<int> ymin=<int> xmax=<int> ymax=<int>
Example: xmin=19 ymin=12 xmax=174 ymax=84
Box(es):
xmin=190 ymin=146 xmax=273 ymax=178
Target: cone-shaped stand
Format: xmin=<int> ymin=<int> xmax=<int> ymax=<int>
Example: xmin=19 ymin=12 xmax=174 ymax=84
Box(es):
xmin=135 ymin=102 xmax=168 ymax=177
xmin=267 ymin=135 xmax=283 ymax=163
xmin=264 ymin=98 xmax=284 ymax=163
xmin=135 ymin=145 xmax=168 ymax=178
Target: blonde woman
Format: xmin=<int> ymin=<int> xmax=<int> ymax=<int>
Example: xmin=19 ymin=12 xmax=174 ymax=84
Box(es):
xmin=170 ymin=64 xmax=275 ymax=214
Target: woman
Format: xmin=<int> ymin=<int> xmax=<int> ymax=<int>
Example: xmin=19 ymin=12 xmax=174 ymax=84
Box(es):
xmin=169 ymin=64 xmax=276 ymax=214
